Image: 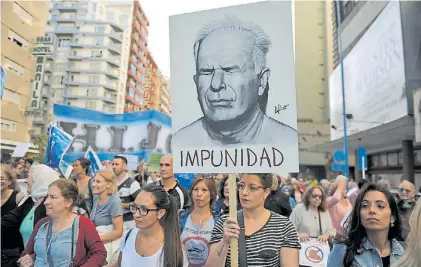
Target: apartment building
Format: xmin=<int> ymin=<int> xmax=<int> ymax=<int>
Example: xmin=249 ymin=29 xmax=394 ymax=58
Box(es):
xmin=293 ymin=1 xmax=331 ymax=178
xmin=125 ymin=0 xmax=149 ymax=113
xmin=143 ymin=52 xmax=171 ymax=116
xmin=1 ymin=1 xmax=49 ymax=161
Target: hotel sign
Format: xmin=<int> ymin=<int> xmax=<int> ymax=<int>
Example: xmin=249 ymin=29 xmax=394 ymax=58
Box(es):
xmin=32 ymin=35 xmax=54 ymax=55
xmin=29 ymin=55 xmax=47 ymax=110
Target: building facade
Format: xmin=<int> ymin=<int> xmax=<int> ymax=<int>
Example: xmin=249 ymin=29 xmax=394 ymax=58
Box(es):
xmin=293 ymin=1 xmax=331 ymax=179
xmin=143 ymin=52 xmax=171 ymax=116
xmin=316 ymin=1 xmax=421 ymax=187
xmin=125 ymin=0 xmax=149 ymax=113
xmin=1 ymin=1 xmax=49 ymax=161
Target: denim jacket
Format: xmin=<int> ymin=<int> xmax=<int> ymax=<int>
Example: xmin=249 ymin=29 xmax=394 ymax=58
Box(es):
xmin=327 ymin=238 xmax=404 ymax=267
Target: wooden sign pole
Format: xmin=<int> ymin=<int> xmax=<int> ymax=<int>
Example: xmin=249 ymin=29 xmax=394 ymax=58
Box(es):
xmin=228 ymin=174 xmax=239 ymax=267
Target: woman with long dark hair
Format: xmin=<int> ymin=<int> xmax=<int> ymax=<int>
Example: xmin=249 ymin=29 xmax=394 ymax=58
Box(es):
xmin=72 ymin=158 xmax=92 ymax=214
xmin=112 ymin=184 xmax=187 ymax=267
xmin=327 ymin=183 xmax=404 ymax=267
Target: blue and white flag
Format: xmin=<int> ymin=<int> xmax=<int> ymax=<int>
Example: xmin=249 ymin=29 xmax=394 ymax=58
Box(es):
xmin=0 ymin=67 xmax=6 ymax=99
xmin=84 ymin=146 xmax=103 ymax=177
xmin=45 ymin=125 xmax=74 ymax=170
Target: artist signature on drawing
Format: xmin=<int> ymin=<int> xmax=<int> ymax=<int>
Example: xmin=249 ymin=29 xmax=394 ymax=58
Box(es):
xmin=275 ymin=104 xmax=289 ymax=114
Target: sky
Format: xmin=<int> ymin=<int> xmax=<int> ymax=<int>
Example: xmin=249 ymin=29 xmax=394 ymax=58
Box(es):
xmin=141 ymin=0 xmax=286 ymax=77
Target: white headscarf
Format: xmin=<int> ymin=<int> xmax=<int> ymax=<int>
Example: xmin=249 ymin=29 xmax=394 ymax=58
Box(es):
xmin=29 ymin=164 xmax=60 ymax=201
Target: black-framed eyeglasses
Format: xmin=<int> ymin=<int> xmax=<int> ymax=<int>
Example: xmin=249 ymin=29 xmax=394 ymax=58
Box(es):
xmin=311 ymin=194 xmax=322 ymax=199
xmin=236 ymin=182 xmax=264 ymax=193
xmin=129 ymin=203 xmax=160 ymax=216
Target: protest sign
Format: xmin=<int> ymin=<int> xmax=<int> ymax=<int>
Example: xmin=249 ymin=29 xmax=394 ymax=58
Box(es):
xmin=170 ymin=1 xmax=298 ymax=174
xmin=12 ymin=143 xmax=31 ymax=158
xmin=170 ymin=2 xmax=298 ymax=265
xmin=299 ymin=239 xmax=330 ymax=267
xmin=148 ymin=153 xmax=162 ymax=173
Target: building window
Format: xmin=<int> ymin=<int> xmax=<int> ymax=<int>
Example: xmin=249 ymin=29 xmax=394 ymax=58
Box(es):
xmin=53 ymin=75 xmax=65 ymax=85
xmin=95 ymin=38 xmax=104 ymax=45
xmin=13 ymin=3 xmax=32 ymax=25
xmin=2 ymin=88 xmax=21 ymax=105
xmin=7 ymin=29 xmax=29 ymax=50
xmin=95 ymin=26 xmax=105 ymax=33
xmin=89 ymin=75 xmax=100 ymax=83
xmin=86 ymin=101 xmax=97 ymax=110
xmin=1 ymin=119 xmax=17 ymax=132
xmin=58 ymin=38 xmax=71 ymax=48
xmin=3 ymin=57 xmax=24 ymax=76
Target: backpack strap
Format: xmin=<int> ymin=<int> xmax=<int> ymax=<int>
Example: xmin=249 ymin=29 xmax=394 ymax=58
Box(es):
xmin=124 ymin=228 xmax=134 ymax=247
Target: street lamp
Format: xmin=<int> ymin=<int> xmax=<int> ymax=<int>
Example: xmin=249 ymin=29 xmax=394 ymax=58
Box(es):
xmin=335 ymin=0 xmax=349 ymax=179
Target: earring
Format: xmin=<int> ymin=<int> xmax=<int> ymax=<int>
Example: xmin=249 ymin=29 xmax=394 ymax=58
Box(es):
xmin=391 ymin=221 xmax=395 ymax=227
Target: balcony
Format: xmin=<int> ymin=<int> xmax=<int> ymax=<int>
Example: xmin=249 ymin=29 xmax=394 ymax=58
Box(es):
xmin=53 ymin=2 xmax=79 ymax=11
xmin=69 ymin=42 xmax=121 ymax=55
xmin=69 ymin=67 xmax=119 ymax=79
xmin=49 ymin=26 xmax=79 ymax=35
xmin=68 ymin=56 xmax=120 ymax=68
xmin=125 ymin=95 xmax=143 ymax=108
xmin=66 ymin=94 xmax=117 ymax=104
xmin=69 ymin=81 xmax=118 ymax=92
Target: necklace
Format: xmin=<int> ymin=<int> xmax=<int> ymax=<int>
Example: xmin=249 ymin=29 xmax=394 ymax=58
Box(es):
xmin=138 ymin=234 xmax=162 ymax=257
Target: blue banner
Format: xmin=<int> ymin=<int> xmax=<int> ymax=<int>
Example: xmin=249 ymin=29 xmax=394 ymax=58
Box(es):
xmin=52 ymin=104 xmax=171 ymax=167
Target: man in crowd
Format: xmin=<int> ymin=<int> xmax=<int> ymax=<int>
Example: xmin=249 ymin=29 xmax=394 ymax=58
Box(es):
xmin=156 ymin=154 xmax=190 ymax=211
xmin=112 ymin=155 xmax=141 ymax=230
xmin=397 ymin=180 xmax=417 ymax=239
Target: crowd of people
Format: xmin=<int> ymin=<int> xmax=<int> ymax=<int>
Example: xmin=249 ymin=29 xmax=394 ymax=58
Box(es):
xmin=1 ymin=155 xmax=421 ymax=267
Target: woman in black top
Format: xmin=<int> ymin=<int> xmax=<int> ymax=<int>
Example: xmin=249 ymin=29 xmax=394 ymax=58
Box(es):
xmin=1 ymin=164 xmax=25 ymax=217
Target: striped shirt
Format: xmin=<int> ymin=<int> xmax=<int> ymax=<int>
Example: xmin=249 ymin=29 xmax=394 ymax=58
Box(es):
xmin=209 ymin=212 xmax=301 ymax=267
xmin=117 ymin=174 xmax=141 ymax=221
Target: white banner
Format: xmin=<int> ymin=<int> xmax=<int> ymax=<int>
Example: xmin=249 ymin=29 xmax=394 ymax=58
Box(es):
xmin=329 ymin=1 xmax=407 ymax=140
xmin=170 ymin=1 xmax=298 ymax=173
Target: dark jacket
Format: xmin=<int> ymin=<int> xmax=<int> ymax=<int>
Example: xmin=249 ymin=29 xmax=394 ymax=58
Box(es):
xmin=214 ymin=198 xmax=242 ymax=215
xmin=264 ymin=189 xmax=292 ymax=217
xmin=1 ymin=196 xmax=47 ymax=251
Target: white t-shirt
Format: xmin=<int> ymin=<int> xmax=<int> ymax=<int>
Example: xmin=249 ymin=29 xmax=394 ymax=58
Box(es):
xmin=180 ymin=215 xmax=214 ymax=267
xmin=119 ymin=228 xmax=188 ymax=267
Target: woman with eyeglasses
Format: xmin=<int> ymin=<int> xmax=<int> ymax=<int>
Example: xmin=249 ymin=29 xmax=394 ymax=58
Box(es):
xmin=18 ymin=179 xmax=106 ymax=267
xmin=179 ymin=175 xmax=220 ymax=267
xmin=90 ymin=169 xmax=123 ymax=265
xmin=207 ymin=173 xmax=301 ymax=267
xmin=289 ymin=185 xmax=335 ymax=244
xmin=327 ymin=183 xmax=404 ymax=267
xmin=1 ymin=164 xmax=25 ymax=217
xmin=110 ymin=184 xmax=187 ymax=267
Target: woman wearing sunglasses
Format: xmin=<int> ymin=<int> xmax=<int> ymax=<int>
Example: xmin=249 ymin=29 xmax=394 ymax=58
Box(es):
xmin=179 ymin=174 xmax=220 ymax=267
xmin=207 ymin=173 xmax=301 ymax=267
xmin=110 ymin=184 xmax=187 ymax=267
xmin=289 ymin=185 xmax=336 ymax=244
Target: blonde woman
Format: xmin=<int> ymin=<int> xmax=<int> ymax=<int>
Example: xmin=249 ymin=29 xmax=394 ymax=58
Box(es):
xmin=391 ymin=198 xmax=421 ymax=267
xmin=90 ymin=169 xmax=124 ymax=264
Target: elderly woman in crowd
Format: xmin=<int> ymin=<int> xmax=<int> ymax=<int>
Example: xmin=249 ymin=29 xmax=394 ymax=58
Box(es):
xmin=18 ymin=179 xmax=106 ymax=267
xmin=328 ymin=183 xmax=404 ymax=267
xmin=290 ymin=185 xmax=336 ymax=243
xmin=1 ymin=164 xmax=59 ymax=267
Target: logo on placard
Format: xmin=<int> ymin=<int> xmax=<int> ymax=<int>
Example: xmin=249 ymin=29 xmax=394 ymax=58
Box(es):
xmin=305 ymin=246 xmax=324 ymax=263
xmin=182 ymin=235 xmax=210 ymax=267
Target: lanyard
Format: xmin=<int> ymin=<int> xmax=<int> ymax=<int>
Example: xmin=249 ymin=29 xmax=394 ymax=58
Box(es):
xmin=45 ymin=217 xmax=77 ymax=267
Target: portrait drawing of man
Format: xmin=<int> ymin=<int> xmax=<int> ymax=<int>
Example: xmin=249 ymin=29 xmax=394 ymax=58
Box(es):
xmin=173 ymin=17 xmax=297 ymax=147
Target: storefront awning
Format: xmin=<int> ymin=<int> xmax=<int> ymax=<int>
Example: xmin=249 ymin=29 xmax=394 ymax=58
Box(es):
xmin=310 ymin=116 xmax=415 ymax=154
